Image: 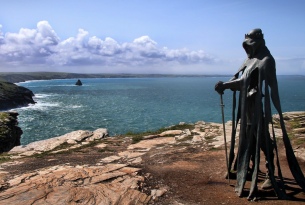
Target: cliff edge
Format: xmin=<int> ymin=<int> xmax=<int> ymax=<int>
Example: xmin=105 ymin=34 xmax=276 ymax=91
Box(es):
xmin=0 ymin=81 xmax=35 ymax=110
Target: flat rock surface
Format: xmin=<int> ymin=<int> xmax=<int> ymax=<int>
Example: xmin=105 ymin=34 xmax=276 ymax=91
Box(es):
xmin=0 ymin=164 xmax=150 ymax=204
xmin=128 ymin=137 xmax=175 ymax=149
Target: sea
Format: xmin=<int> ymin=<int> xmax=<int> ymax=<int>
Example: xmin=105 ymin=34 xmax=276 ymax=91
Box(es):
xmin=11 ymin=76 xmax=305 ymax=145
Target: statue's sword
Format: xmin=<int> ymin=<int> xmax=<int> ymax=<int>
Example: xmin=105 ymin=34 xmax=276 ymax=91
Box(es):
xmin=220 ymin=94 xmax=230 ymax=185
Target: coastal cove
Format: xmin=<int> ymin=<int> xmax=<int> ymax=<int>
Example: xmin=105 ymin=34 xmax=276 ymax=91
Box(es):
xmin=12 ymin=76 xmax=305 ymax=145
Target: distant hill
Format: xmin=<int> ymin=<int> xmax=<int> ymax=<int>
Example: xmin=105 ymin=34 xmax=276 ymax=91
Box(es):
xmin=0 ymin=72 xmax=232 ymax=83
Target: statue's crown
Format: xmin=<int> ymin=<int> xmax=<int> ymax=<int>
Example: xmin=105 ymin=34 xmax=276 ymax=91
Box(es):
xmin=245 ymin=28 xmax=264 ymax=39
xmin=245 ymin=33 xmax=264 ymax=39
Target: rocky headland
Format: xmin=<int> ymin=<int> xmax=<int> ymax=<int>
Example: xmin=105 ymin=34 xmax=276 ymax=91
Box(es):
xmin=0 ymin=81 xmax=35 ymax=110
xmin=0 ymin=112 xmax=305 ymax=204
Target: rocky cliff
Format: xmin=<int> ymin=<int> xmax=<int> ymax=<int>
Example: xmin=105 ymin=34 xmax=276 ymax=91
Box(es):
xmin=0 ymin=81 xmax=35 ymax=110
xmin=0 ymin=111 xmax=22 ymax=154
xmin=0 ymin=112 xmax=305 ymax=204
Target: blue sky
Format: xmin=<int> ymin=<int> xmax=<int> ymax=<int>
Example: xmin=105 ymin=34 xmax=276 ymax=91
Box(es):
xmin=0 ymin=0 xmax=304 ymax=75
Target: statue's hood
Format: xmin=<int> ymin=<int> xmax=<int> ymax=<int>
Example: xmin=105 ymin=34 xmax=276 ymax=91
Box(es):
xmin=242 ymin=38 xmax=265 ymax=59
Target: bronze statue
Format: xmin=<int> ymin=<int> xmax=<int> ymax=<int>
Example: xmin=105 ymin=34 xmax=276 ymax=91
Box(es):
xmin=215 ymin=28 xmax=305 ymax=200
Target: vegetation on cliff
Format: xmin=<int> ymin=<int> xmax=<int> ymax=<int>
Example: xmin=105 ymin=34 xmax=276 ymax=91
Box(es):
xmin=0 ymin=81 xmax=35 ymax=110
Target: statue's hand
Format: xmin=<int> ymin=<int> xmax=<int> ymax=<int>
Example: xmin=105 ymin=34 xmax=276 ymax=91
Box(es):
xmin=215 ymin=81 xmax=224 ymax=94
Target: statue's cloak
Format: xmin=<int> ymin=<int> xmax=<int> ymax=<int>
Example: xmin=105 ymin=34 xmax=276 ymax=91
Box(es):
xmin=228 ymin=44 xmax=305 ymax=199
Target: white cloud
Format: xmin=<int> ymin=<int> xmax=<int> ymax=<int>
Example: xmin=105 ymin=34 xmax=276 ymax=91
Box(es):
xmin=0 ymin=21 xmax=60 ymax=65
xmin=0 ymin=21 xmax=216 ymax=69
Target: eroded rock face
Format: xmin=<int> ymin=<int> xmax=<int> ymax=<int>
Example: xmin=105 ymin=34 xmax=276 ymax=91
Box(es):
xmin=0 ymin=111 xmax=22 ymax=154
xmin=0 ymin=82 xmax=35 ymax=110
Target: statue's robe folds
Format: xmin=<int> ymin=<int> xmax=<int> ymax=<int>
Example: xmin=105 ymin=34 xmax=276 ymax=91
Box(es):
xmin=227 ymin=46 xmax=305 ymax=200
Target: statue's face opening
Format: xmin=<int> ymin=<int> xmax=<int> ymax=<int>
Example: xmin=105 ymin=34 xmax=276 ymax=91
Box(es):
xmin=243 ymin=38 xmax=264 ymax=59
xmin=244 ymin=44 xmax=253 ymax=58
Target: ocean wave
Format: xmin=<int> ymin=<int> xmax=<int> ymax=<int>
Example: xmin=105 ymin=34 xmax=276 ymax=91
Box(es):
xmin=66 ymin=105 xmax=83 ymax=109
xmin=34 ymin=94 xmax=54 ymax=98
xmin=46 ymin=84 xmax=84 ymax=87
xmin=12 ymin=101 xmax=60 ymax=111
xmin=15 ymin=79 xmax=53 ymax=85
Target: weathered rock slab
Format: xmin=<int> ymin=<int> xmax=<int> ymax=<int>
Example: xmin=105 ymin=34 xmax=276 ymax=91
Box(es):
xmin=9 ymin=129 xmax=108 ymax=154
xmin=128 ymin=137 xmax=175 ymax=149
xmin=0 ymin=163 xmax=150 ymax=205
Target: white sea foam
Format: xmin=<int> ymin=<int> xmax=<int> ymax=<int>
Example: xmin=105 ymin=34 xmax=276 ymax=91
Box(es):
xmin=35 ymin=102 xmax=60 ymax=108
xmin=68 ymin=105 xmax=83 ymax=109
xmin=12 ymin=101 xmax=60 ymax=111
xmin=15 ymin=79 xmax=52 ymax=85
xmin=47 ymin=85 xmax=76 ymax=87
xmin=34 ymin=94 xmax=53 ymax=98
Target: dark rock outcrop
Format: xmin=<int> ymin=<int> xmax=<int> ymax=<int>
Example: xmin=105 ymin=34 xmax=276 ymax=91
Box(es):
xmin=75 ymin=79 xmax=82 ymax=86
xmin=0 ymin=81 xmax=36 ymax=110
xmin=0 ymin=111 xmax=22 ymax=153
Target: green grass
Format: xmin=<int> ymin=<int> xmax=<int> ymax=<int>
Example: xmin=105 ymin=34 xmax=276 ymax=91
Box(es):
xmin=125 ymin=129 xmax=165 ymax=137
xmin=205 ymin=135 xmax=216 ymax=140
xmin=285 ymin=115 xmax=305 ymax=146
xmin=132 ymin=136 xmax=144 ymax=144
xmin=53 ymin=142 xmax=71 ymax=150
xmin=288 ymin=133 xmax=296 ymax=140
xmin=173 ymin=143 xmax=191 ymax=147
xmin=290 ymin=118 xmax=302 ymax=129
xmin=0 ymin=152 xmax=18 ymax=163
xmin=0 ymin=157 xmax=10 ymax=163
xmin=273 ymin=121 xmax=281 ymax=128
xmin=209 ymin=147 xmax=222 ymax=151
xmin=292 ymin=113 xmax=305 ymax=117
xmin=0 ymin=112 xmax=10 ymax=138
xmin=168 ymin=124 xmax=195 ymax=131
xmin=0 ymin=112 xmax=9 ymax=121
xmin=210 ymin=125 xmax=220 ymax=129
xmin=98 ymin=148 xmax=114 ymax=152
xmin=0 ymin=127 xmax=8 ymax=138
xmin=294 ymin=138 xmax=305 ymax=145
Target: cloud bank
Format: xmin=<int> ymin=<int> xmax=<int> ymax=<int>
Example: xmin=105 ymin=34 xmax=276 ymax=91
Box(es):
xmin=0 ymin=21 xmax=216 ymax=70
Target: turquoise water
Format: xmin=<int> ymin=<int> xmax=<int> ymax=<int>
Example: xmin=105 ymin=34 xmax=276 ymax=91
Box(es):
xmin=12 ymin=76 xmax=305 ymax=145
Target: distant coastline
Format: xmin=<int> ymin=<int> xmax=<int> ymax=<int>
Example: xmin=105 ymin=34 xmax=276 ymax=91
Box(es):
xmin=0 ymin=72 xmax=234 ymax=84
xmin=1 ymin=72 xmax=304 ymax=84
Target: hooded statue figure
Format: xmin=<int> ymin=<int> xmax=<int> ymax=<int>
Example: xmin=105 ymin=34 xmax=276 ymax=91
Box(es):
xmin=215 ymin=28 xmax=305 ymax=200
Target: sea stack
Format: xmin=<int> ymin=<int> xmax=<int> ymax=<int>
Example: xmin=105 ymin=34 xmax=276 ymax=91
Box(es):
xmin=75 ymin=79 xmax=82 ymax=86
